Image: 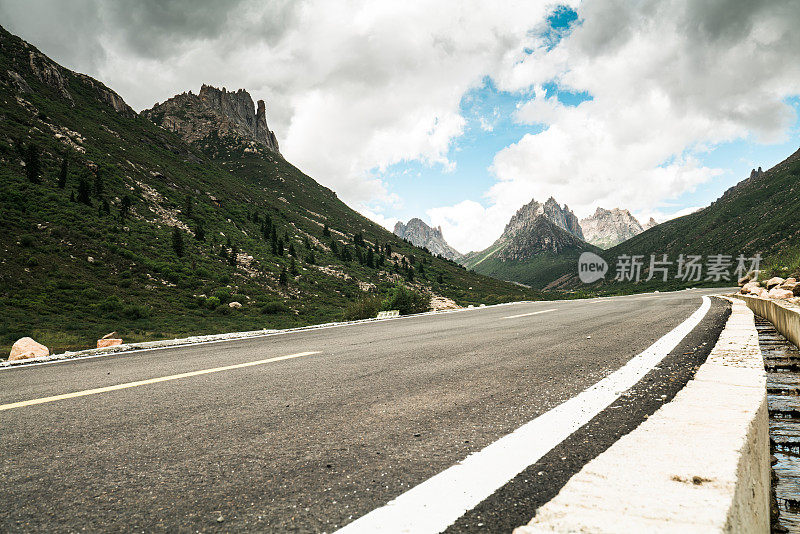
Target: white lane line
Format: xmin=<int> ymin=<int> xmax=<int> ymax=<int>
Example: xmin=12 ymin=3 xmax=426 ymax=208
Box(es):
xmin=502 ymin=309 xmax=557 ymax=319
xmin=0 ymin=351 xmax=320 ymax=411
xmin=336 ymin=296 xmax=712 ymax=534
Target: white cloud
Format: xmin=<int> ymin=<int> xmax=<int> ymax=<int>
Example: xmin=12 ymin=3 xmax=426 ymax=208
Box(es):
xmin=0 ymin=0 xmax=565 ymax=212
xmin=427 ymin=200 xmax=511 ymax=254
xmin=432 ymin=0 xmax=800 ymax=251
xmin=4 ymin=0 xmax=800 ymax=254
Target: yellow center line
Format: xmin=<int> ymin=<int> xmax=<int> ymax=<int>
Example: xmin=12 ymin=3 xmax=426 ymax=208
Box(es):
xmin=502 ymin=309 xmax=557 ymax=319
xmin=0 ymin=351 xmax=321 ymax=412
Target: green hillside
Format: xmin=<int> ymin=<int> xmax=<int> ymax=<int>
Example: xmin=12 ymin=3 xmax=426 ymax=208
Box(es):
xmin=0 ymin=25 xmax=540 ymax=356
xmin=463 ymin=215 xmax=599 ymax=288
xmin=547 ymin=149 xmax=800 ymax=294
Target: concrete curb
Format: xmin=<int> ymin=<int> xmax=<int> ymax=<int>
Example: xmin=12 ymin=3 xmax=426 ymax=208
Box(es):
xmin=514 ymin=297 xmax=769 ymax=533
xmin=732 ymin=294 xmax=800 ymax=349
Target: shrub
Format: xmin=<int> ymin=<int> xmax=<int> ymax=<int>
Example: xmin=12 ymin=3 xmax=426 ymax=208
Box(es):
xmin=260 ymin=301 xmax=287 ymax=314
xmin=213 ymin=287 xmax=231 ymax=304
xmin=20 ymin=234 xmax=34 ymax=248
xmin=120 ymin=303 xmax=152 ymax=320
xmin=382 ymin=283 xmax=430 ymax=315
xmin=343 ymin=294 xmax=383 ymax=321
xmin=205 ymin=296 xmax=221 ymax=310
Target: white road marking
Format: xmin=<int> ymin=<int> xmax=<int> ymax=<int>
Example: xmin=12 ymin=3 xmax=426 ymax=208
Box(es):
xmin=0 ymin=351 xmax=320 ymax=411
xmin=336 ymin=296 xmax=712 ymax=534
xmin=502 ymin=309 xmax=557 ymax=319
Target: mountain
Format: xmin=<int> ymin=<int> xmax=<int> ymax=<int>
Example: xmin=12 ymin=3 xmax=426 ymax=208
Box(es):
xmin=393 ymin=218 xmax=462 ymax=261
xmin=643 ymin=217 xmax=658 ymax=230
xmin=0 ymin=24 xmax=540 ymax=356
xmin=461 ymin=197 xmax=598 ymax=288
xmin=547 ymin=152 xmax=800 ymax=292
xmin=143 ymin=84 xmax=280 ymax=155
xmin=579 ymin=207 xmax=644 ymax=249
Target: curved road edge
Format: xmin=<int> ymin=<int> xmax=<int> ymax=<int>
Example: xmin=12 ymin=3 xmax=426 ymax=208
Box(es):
xmin=515 ymin=296 xmax=769 ymax=533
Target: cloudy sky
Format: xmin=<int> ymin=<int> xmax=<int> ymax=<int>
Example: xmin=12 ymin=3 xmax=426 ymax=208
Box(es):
xmin=3 ymin=0 xmax=800 ymax=252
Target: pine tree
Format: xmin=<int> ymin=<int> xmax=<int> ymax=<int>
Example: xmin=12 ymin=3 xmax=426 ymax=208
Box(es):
xmin=279 ymin=267 xmax=288 ymax=286
xmin=24 ymin=143 xmax=41 ymax=184
xmin=93 ymin=170 xmax=103 ymax=198
xmin=57 ymin=156 xmax=68 ymax=188
xmin=289 ymin=258 xmax=298 ymax=276
xmin=195 ymin=224 xmax=206 ymax=241
xmin=323 ymin=224 xmax=331 ymax=237
xmin=288 ymin=242 xmax=296 ymax=257
xmin=229 ymin=244 xmax=238 ymax=266
xmin=330 ymin=240 xmax=338 ymax=256
xmin=277 ymin=238 xmax=284 ymax=256
xmin=306 ymin=251 xmax=316 ymax=265
xmin=77 ymin=177 xmax=92 ymax=205
xmin=172 ymin=227 xmax=184 ymax=257
xmin=184 ymin=194 xmax=193 ymax=218
xmin=437 ymin=273 xmax=444 ymax=284
xmin=120 ymin=195 xmax=132 ymax=219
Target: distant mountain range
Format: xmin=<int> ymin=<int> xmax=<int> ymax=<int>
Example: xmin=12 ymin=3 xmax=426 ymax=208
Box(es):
xmin=398 ymin=199 xmax=663 ymax=288
xmin=393 ymin=218 xmax=462 ymax=261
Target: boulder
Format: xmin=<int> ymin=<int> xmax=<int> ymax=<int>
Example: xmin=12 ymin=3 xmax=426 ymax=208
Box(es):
xmin=768 ymin=287 xmax=794 ymax=300
xmin=97 ymin=338 xmax=122 ymax=348
xmin=430 ymin=296 xmax=461 ymax=311
xmin=794 ymin=285 xmax=800 ymax=297
xmin=740 ymin=281 xmax=760 ymax=295
xmin=737 ymin=275 xmax=751 ymax=287
xmin=9 ymin=337 xmax=49 ymax=361
xmin=751 ymin=286 xmax=768 ymax=298
xmin=228 ymin=301 xmax=242 ymax=309
xmin=766 ymin=277 xmax=785 ymax=290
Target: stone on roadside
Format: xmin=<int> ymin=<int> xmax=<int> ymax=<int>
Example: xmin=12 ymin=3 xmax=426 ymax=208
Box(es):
xmin=751 ymin=286 xmax=768 ymax=298
xmin=766 ymin=277 xmax=785 ymax=290
xmin=97 ymin=338 xmax=122 ymax=348
xmin=429 ymin=296 xmax=461 ymax=311
xmin=740 ymin=281 xmax=760 ymax=295
xmin=229 ymin=301 xmax=242 ymax=308
xmin=9 ymin=337 xmax=49 ymax=361
xmin=768 ymin=287 xmax=794 ymax=300
xmin=780 ymin=278 xmax=797 ymax=291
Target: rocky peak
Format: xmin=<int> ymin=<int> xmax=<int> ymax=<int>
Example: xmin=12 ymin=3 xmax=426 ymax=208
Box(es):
xmin=144 ymin=84 xmax=280 ymax=154
xmin=579 ymin=207 xmax=644 ymax=249
xmin=643 ymin=217 xmax=658 ymax=230
xmin=394 ymin=218 xmax=462 ymax=261
xmin=0 ymin=25 xmax=135 ymax=118
xmin=502 ymin=197 xmax=584 ymax=241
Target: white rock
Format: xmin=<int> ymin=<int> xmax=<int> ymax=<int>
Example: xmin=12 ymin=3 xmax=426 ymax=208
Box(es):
xmin=768 ymin=287 xmax=794 ymax=300
xmin=766 ymin=277 xmax=785 ymax=290
xmin=9 ymin=337 xmax=49 ymax=361
xmin=228 ymin=301 xmax=242 ymax=308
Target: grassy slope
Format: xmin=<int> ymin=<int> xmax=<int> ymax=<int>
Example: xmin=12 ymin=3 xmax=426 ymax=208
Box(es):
xmin=462 ymin=218 xmax=598 ymax=289
xmin=0 ymin=25 xmax=540 ymax=355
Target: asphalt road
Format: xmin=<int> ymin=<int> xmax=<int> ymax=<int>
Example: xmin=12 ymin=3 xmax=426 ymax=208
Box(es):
xmin=0 ymin=288 xmax=732 ymax=532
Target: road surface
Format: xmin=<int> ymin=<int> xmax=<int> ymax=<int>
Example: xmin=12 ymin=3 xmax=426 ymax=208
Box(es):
xmin=0 ymin=289 xmax=731 ymax=532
